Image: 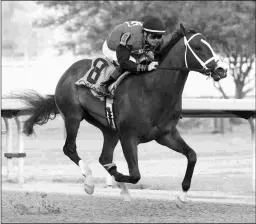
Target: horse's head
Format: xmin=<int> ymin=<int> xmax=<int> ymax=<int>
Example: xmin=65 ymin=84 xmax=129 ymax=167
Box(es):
xmin=179 ymin=23 xmax=228 ymax=81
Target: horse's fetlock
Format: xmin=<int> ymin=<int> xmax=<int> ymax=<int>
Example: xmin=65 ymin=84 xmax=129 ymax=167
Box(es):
xmin=129 ymin=174 xmax=141 ymax=184
xmin=63 ymin=146 xmax=69 ymax=156
xmin=63 ymin=143 xmax=77 ymax=157
xmin=98 ymin=157 xmax=104 ymax=165
xmin=182 ymin=181 xmax=190 ymax=192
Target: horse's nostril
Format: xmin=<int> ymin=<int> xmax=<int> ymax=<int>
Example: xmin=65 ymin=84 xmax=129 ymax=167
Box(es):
xmin=214 ymin=67 xmax=227 ymax=79
xmin=216 ymin=67 xmax=224 ymax=72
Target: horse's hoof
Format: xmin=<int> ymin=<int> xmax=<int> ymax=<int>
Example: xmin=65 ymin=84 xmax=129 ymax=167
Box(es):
xmin=121 ymin=192 xmax=131 ymax=202
xmin=83 ymin=183 xmax=95 ymax=195
xmin=175 ymin=196 xmax=186 ymax=209
xmin=117 ymin=182 xmax=131 ymax=201
xmin=83 ymin=171 xmax=94 ymax=195
xmin=117 ymin=182 xmax=122 ymax=189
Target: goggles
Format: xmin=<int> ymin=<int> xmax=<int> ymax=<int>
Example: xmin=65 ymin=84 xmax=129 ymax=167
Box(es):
xmin=148 ymin=33 xmax=163 ymax=40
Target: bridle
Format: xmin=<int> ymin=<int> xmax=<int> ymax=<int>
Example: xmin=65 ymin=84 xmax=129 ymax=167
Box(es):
xmin=184 ymin=33 xmax=219 ymax=77
xmin=158 ymin=32 xmax=219 ymax=77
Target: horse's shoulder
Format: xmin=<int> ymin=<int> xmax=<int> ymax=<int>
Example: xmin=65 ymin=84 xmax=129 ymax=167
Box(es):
xmin=115 ymin=72 xmax=145 ymax=101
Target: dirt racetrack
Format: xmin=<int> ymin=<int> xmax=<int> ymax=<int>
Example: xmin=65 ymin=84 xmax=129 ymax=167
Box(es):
xmin=2 ymin=182 xmax=255 ymax=223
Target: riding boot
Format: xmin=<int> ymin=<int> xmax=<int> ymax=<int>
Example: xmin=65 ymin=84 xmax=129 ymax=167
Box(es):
xmin=98 ymin=67 xmax=122 ymax=97
xmin=100 ymin=76 xmax=116 ymax=87
xmin=97 ymin=76 xmax=116 ymax=97
xmin=109 ymin=65 xmax=123 ymax=80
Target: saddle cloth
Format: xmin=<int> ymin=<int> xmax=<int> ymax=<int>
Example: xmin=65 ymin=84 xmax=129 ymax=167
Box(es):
xmin=75 ymin=57 xmax=130 ymax=101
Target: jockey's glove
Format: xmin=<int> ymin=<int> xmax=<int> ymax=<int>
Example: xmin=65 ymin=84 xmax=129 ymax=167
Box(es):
xmin=148 ymin=61 xmax=159 ymax=71
xmin=136 ymin=61 xmax=158 ymax=72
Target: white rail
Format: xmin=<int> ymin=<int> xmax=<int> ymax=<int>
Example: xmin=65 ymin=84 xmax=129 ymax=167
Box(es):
xmin=2 ymin=116 xmax=25 ymax=184
xmin=1 ymin=98 xmax=255 ymax=190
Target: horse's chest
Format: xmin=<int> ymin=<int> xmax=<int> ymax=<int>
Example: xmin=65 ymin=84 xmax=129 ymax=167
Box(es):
xmin=140 ymin=125 xmax=170 ymax=142
xmin=140 ymin=127 xmax=159 ymax=142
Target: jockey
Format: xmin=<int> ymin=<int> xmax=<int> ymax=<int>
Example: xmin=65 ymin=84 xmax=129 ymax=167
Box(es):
xmin=97 ymin=16 xmax=166 ymax=97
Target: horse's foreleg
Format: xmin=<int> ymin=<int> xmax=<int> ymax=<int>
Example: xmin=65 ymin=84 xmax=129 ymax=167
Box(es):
xmin=156 ymin=127 xmax=197 ymax=208
xmin=100 ymin=133 xmax=139 ymax=201
xmin=99 ymin=128 xmax=119 ymax=183
xmin=63 ymin=116 xmax=94 ymax=194
xmin=119 ymin=135 xmax=141 ymax=184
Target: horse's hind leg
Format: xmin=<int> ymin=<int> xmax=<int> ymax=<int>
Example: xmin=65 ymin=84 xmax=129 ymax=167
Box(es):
xmin=62 ymin=114 xmax=94 ymax=194
xmin=156 ymin=127 xmax=197 ymax=208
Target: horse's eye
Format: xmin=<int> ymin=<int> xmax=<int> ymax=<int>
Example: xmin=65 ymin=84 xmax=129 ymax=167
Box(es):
xmin=195 ymin=46 xmax=201 ymax=51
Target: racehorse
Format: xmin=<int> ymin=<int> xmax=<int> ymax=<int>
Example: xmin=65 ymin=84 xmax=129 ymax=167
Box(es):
xmin=11 ymin=24 xmax=228 ymax=205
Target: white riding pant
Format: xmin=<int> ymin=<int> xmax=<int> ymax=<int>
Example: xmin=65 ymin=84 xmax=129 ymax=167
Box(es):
xmin=102 ymin=40 xmax=136 ymax=64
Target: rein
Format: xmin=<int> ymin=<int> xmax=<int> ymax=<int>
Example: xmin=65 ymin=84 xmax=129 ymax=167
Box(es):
xmin=157 ymin=66 xmax=206 ymax=74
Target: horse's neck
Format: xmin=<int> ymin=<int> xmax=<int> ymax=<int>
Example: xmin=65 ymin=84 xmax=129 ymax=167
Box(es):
xmin=146 ymin=41 xmax=189 ymax=101
xmin=139 ymin=41 xmax=189 ymax=128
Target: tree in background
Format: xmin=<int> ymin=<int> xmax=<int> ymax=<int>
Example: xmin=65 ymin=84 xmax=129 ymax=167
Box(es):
xmin=2 ymin=1 xmax=55 ymax=59
xmin=179 ymin=1 xmax=255 ymax=99
xmin=34 ymin=1 xmax=136 ymax=55
xmin=179 ymin=1 xmax=255 ymax=127
xmin=33 ymin=1 xmax=181 ymax=55
xmin=34 ymin=1 xmax=255 ymax=100
xmin=2 ymin=1 xmax=28 ymax=58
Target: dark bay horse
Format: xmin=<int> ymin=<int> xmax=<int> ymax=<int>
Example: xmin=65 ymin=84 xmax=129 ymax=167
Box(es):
xmin=12 ymin=24 xmax=228 ymax=205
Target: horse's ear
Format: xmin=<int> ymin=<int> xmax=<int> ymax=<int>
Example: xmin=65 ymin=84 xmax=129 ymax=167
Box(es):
xmin=180 ymin=23 xmax=186 ymax=36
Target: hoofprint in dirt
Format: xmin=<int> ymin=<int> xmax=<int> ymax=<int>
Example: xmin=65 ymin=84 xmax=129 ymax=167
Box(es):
xmin=2 ymin=184 xmax=255 ymax=223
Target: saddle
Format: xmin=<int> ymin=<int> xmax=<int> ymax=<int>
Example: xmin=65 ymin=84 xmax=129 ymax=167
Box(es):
xmin=75 ymin=57 xmax=130 ymax=101
xmin=75 ymin=57 xmax=131 ymax=130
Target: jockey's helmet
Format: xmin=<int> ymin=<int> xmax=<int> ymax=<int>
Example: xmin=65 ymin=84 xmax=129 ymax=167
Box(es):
xmin=142 ymin=16 xmax=166 ymax=35
xmin=142 ymin=16 xmax=166 ymax=50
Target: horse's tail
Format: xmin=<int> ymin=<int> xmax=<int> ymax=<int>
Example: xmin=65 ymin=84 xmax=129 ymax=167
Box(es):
xmin=8 ymin=90 xmax=60 ymax=136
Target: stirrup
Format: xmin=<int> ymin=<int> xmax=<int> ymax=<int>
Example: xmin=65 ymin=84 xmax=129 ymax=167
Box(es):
xmin=99 ymin=92 xmax=114 ymax=99
xmin=97 ymin=85 xmax=112 ymax=97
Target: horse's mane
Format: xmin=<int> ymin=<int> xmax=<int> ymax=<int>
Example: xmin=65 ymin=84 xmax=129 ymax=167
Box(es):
xmin=158 ymin=28 xmax=198 ymax=62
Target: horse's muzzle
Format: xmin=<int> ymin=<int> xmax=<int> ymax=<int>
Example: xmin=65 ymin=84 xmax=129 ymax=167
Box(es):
xmin=212 ymin=61 xmax=228 ymax=81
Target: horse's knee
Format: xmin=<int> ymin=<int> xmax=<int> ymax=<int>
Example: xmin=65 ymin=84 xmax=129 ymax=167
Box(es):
xmin=129 ymin=172 xmax=141 ymax=184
